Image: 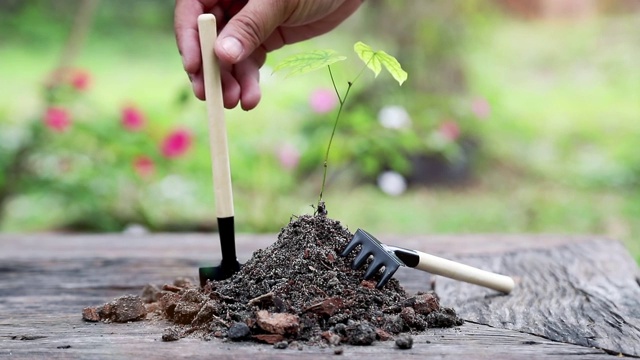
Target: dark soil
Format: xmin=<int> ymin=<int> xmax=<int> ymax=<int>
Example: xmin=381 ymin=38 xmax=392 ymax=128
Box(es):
xmin=83 ymin=212 xmax=463 ymax=346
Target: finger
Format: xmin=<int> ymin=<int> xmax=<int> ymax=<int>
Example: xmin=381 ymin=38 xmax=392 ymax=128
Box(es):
xmin=174 ymin=0 xmax=209 ymax=74
xmin=220 ymin=63 xmax=241 ymax=109
xmin=235 ymin=50 xmax=266 ymax=110
xmin=190 ymin=70 xmax=205 ymax=100
xmin=215 ymin=0 xmax=293 ymax=64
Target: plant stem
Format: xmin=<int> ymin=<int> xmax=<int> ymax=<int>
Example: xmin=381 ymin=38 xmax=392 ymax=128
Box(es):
xmin=318 ymin=65 xmax=353 ymax=204
xmin=316 ymin=59 xmax=373 ymax=207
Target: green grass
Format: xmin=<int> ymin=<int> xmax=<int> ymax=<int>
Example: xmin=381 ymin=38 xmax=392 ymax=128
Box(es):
xmin=1 ymin=11 xmax=639 ymax=262
xmin=465 ymin=16 xmax=640 ymax=187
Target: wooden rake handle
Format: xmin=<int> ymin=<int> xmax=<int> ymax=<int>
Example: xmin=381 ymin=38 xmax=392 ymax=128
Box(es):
xmin=198 ymin=14 xmax=234 ymax=218
xmin=409 ymin=249 xmax=515 ymax=293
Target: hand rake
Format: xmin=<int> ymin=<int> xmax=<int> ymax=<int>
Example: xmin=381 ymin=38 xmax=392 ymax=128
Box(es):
xmin=197 ymin=14 xmax=241 ymax=286
xmin=340 ymin=229 xmax=515 ymax=293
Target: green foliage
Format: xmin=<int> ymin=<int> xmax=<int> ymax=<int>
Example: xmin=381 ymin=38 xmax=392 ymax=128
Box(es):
xmin=353 ymin=42 xmax=408 ymax=85
xmin=2 ymin=1 xmax=640 ymax=266
xmin=273 ymin=50 xmax=346 ymax=78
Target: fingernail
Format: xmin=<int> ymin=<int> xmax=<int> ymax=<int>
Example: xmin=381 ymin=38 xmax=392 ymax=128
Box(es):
xmin=220 ymin=37 xmax=243 ymax=61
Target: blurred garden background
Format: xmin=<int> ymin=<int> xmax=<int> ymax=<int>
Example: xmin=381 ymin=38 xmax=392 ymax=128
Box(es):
xmin=0 ymin=0 xmax=639 ymax=262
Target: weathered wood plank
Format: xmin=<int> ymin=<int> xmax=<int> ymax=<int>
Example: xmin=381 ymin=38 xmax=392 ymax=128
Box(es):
xmin=1 ymin=233 xmax=639 ymax=358
xmin=0 ymin=319 xmax=616 ymax=360
xmin=404 ymin=239 xmax=640 ymax=357
xmin=0 ymin=257 xmax=617 ymax=359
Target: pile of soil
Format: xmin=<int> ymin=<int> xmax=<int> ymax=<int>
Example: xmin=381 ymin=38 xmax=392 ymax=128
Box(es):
xmin=83 ymin=212 xmax=462 ymax=346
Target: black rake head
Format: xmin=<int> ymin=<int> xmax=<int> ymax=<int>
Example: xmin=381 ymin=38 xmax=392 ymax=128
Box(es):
xmin=339 ymin=229 xmax=405 ymax=289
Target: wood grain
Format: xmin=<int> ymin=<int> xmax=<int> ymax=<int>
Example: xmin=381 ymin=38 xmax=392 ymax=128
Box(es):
xmin=398 ymin=238 xmax=640 ymax=357
xmin=1 ymin=233 xmax=638 ymax=359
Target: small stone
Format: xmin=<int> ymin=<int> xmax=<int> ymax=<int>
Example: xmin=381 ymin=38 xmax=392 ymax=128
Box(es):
xmin=228 ymin=322 xmax=250 ymax=341
xmin=273 ymin=341 xmax=289 ymax=349
xmin=173 ymin=301 xmax=203 ymax=325
xmin=170 ymin=289 xmax=206 ymax=324
xmin=395 ymin=334 xmax=413 ymax=349
xmin=406 ymin=292 xmax=440 ymax=315
xmin=304 ymin=297 xmax=344 ymax=317
xmin=426 ymin=307 xmax=464 ymax=328
xmin=383 ymin=315 xmax=405 ymax=334
xmin=161 ymin=327 xmax=180 ymax=342
xmin=345 ymin=322 xmax=376 ymax=346
xmin=180 ymin=288 xmax=205 ymax=303
xmin=98 ymin=295 xmax=147 ymax=323
xmin=157 ymin=291 xmax=181 ymax=318
xmin=82 ymin=307 xmax=100 ymax=322
xmin=144 ymin=302 xmax=160 ymax=314
xmin=334 ymin=347 xmax=344 ymax=355
xmin=325 ymin=333 xmax=341 ymax=346
xmin=256 ymin=310 xmax=299 ymax=335
xmin=400 ymin=307 xmax=416 ymax=324
xmin=140 ymin=284 xmax=161 ymax=303
xmin=191 ymin=301 xmax=217 ymax=326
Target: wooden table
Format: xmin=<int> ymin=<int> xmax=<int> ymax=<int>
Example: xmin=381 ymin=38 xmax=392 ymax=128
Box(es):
xmin=1 ymin=233 xmax=639 ymax=359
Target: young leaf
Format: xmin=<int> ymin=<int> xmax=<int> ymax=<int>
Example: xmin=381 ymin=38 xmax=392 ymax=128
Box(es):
xmin=354 ymin=42 xmax=408 ymax=85
xmin=353 ymin=42 xmax=382 ymax=77
xmin=273 ymin=50 xmax=346 ymax=78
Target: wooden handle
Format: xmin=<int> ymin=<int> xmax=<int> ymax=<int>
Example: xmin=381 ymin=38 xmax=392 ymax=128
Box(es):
xmin=415 ymin=251 xmax=515 ymax=294
xmin=198 ymin=14 xmax=234 ymax=218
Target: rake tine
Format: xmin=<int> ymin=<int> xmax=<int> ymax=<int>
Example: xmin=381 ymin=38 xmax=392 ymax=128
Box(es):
xmin=363 ymin=258 xmax=385 ymax=280
xmin=340 ymin=230 xmax=366 ymax=257
xmin=352 ymin=248 xmax=372 ymax=270
xmin=376 ymin=264 xmax=400 ymax=289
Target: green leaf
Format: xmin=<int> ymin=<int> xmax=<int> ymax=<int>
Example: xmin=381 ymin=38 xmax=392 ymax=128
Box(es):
xmin=354 ymin=41 xmax=408 ymax=85
xmin=353 ymin=42 xmax=381 ymax=77
xmin=273 ymin=50 xmax=346 ymax=77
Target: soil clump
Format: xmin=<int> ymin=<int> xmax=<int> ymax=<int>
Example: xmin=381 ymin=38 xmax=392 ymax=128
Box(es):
xmin=83 ymin=213 xmax=463 ymax=346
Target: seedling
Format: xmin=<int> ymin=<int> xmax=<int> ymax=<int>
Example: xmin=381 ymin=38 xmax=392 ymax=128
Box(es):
xmin=274 ymin=42 xmax=408 ymax=211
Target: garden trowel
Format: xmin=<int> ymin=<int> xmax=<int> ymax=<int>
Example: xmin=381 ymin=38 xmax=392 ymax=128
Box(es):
xmin=197 ymin=14 xmax=241 ymax=286
xmin=340 ymin=229 xmax=515 ymax=293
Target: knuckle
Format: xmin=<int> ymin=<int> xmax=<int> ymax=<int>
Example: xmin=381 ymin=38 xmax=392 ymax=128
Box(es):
xmin=232 ymin=14 xmax=264 ymax=45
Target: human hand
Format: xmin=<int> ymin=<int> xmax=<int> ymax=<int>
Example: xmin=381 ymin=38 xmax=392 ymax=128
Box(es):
xmin=175 ymin=0 xmax=362 ymax=110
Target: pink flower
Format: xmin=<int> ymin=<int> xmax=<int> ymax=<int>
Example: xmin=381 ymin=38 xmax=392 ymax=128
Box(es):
xmin=438 ymin=120 xmax=461 ymax=141
xmin=309 ymin=88 xmax=338 ymax=114
xmin=121 ymin=105 xmax=145 ymax=131
xmin=133 ymin=156 xmax=155 ymax=178
xmin=471 ymin=97 xmax=491 ymax=119
xmin=44 ymin=107 xmax=71 ymax=132
xmin=277 ymin=143 xmax=300 ymax=170
xmin=70 ymin=69 xmax=91 ymax=91
xmin=161 ymin=128 xmax=192 ymax=158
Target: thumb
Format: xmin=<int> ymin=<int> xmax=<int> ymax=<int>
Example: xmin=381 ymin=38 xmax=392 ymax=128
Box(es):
xmin=216 ymin=0 xmax=292 ymax=63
